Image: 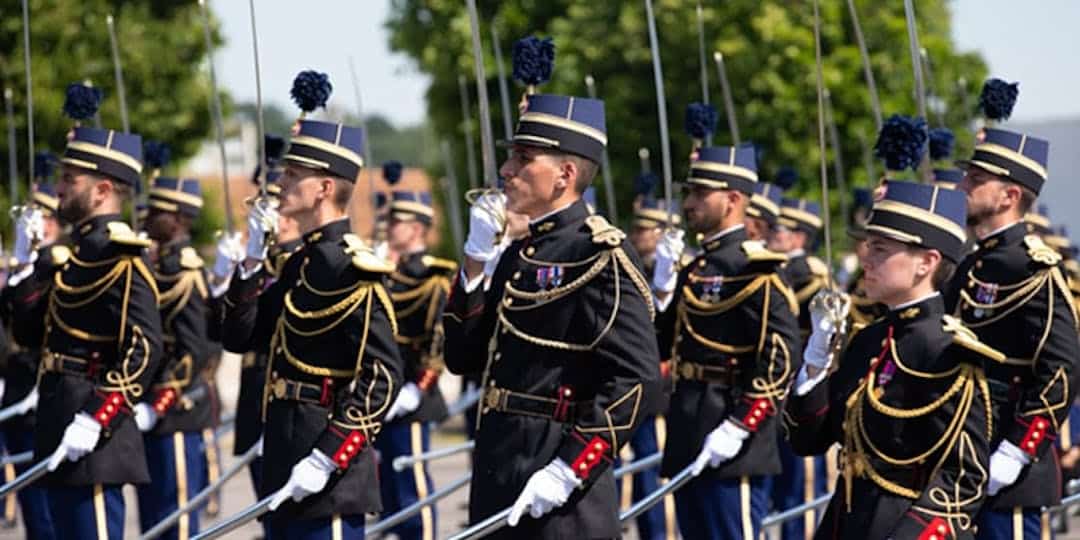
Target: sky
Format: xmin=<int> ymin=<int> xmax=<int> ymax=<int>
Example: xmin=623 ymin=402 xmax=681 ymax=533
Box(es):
xmin=215 ymin=0 xmax=1080 ymax=128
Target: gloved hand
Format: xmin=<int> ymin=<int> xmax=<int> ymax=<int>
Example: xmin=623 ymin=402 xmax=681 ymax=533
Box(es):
xmin=47 ymin=413 xmax=102 ymax=471
xmin=508 ymin=458 xmax=582 ymax=526
xmin=246 ymin=202 xmax=280 ymax=261
xmin=211 ymin=231 xmax=245 ymax=280
xmin=268 ymin=449 xmax=338 ymax=510
xmin=691 ymin=420 xmax=749 ymax=476
xmin=652 ymin=229 xmax=685 ymax=293
xmin=133 ymin=403 xmax=159 ymax=432
xmin=463 ymin=191 xmax=506 ymax=264
xmin=11 ymin=387 xmax=38 ymax=416
xmin=804 ymin=289 xmax=851 ymax=370
xmin=14 ymin=207 xmax=44 ymax=265
xmin=987 ymin=440 xmax=1031 ymax=496
xmin=387 ymin=382 xmax=422 ymax=421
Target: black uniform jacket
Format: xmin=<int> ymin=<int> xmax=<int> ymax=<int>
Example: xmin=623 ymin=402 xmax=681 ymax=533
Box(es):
xmin=388 ymin=250 xmax=455 ymax=424
xmin=785 ymin=295 xmax=996 ymax=540
xmin=224 ymin=218 xmax=402 ymax=521
xmin=444 ymin=200 xmax=662 ymax=539
xmin=657 ymin=226 xmax=802 ymax=480
xmin=28 ymin=215 xmax=163 ymax=486
xmin=783 ymin=251 xmax=829 ymax=340
xmin=944 ymin=223 xmax=1080 ymax=509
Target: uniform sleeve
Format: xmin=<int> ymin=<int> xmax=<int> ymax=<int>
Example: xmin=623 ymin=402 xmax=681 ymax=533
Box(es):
xmin=653 ymin=268 xmax=688 ymax=362
xmin=6 ymin=259 xmax=57 ymax=348
xmin=783 ymin=372 xmax=838 ymax=456
xmin=82 ymin=255 xmax=164 ymax=430
xmin=443 ymin=273 xmax=498 ymax=377
xmin=1003 ymin=265 xmax=1080 ymax=460
xmin=150 ymin=268 xmax=210 ymax=415
xmin=314 ymin=282 xmax=404 ymax=468
xmin=416 ymin=275 xmax=451 ymax=391
xmin=891 ymin=362 xmax=992 ymax=539
xmin=554 ymin=247 xmax=663 ymax=485
xmin=728 ymin=272 xmax=801 ymax=437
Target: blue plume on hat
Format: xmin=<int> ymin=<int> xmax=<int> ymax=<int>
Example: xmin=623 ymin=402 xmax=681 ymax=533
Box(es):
xmin=382 ymin=160 xmax=403 ymax=185
xmin=774 ymin=166 xmax=799 ymax=191
xmin=928 ymin=127 xmax=955 ymax=161
xmin=684 ymin=103 xmax=718 ymax=141
xmin=33 ymin=151 xmax=55 ymax=180
xmin=63 ymin=83 xmax=103 ymax=121
xmin=853 ymin=188 xmax=873 ymax=209
xmin=635 ymin=171 xmax=659 ymax=198
xmin=874 ymin=114 xmax=928 ymax=172
xmin=143 ymin=141 xmax=171 ymax=170
xmin=265 ymin=134 xmax=286 ymax=162
xmin=375 ymin=192 xmax=388 ymax=209
xmin=978 ymin=78 xmax=1019 ymax=121
xmin=512 ymin=36 xmax=555 ymax=86
xmin=290 ymin=70 xmax=332 ymax=113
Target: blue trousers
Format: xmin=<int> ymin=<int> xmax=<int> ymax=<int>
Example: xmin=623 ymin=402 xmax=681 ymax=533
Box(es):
xmin=976 ymin=507 xmax=1052 ymax=540
xmin=375 ymin=421 xmax=437 ymax=540
xmin=46 ymin=484 xmax=124 ymax=540
xmin=618 ymin=415 xmax=675 ymax=540
xmin=3 ymin=427 xmax=55 ymax=538
xmin=137 ymin=431 xmax=209 ymax=540
xmin=674 ymin=475 xmax=769 ymax=540
xmin=770 ymin=438 xmax=828 ymax=540
xmin=268 ymin=513 xmax=365 ymax=540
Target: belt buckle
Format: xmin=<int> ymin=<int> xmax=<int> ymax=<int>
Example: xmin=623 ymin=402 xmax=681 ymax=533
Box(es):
xmin=483 ymin=387 xmax=503 ymax=412
xmin=272 ymin=378 xmax=288 ymax=400
xmin=679 ymin=362 xmax=697 ymax=381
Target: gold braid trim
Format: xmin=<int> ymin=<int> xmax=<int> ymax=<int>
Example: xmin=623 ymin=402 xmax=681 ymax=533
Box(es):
xmin=795 ymin=275 xmax=826 ymax=304
xmin=504 ymin=250 xmax=611 ymax=305
xmin=101 ymin=324 xmax=150 ymax=406
xmin=959 ymin=269 xmax=1048 ymax=328
xmin=614 ymin=247 xmax=656 ymax=322
xmin=272 ymin=322 xmax=354 ymax=378
xmin=681 ymin=274 xmax=770 ymax=314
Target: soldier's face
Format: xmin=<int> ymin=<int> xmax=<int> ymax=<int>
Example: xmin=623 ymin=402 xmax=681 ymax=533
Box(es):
xmin=768 ymin=225 xmax=796 ymax=252
xmin=387 ymin=219 xmax=424 ymax=253
xmin=861 ymin=234 xmax=934 ymax=305
xmin=682 ymin=185 xmax=736 ymax=234
xmin=56 ymin=165 xmax=99 ymax=224
xmin=499 ymin=146 xmax=571 ymax=217
xmin=958 ymin=166 xmax=1011 ymax=227
xmin=630 ymin=226 xmax=662 ymax=256
xmin=744 ymin=216 xmax=770 ymax=241
xmin=277 ymin=164 xmax=331 ymax=219
xmin=144 ymin=209 xmax=178 ymax=243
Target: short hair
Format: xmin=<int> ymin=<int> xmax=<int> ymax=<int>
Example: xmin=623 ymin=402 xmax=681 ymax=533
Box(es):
xmin=86 ymin=171 xmax=132 ymax=201
xmin=564 ymin=154 xmax=599 ymax=194
xmin=1017 ymin=186 xmax=1037 ymax=214
xmin=931 ymin=258 xmax=956 ymax=290
xmin=331 ymin=177 xmax=353 ymax=210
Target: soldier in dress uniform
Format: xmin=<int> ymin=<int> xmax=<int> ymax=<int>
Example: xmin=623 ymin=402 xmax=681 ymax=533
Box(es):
xmin=134 ymin=175 xmax=213 ymax=539
xmin=376 ymin=188 xmax=455 ymax=540
xmin=24 ymin=93 xmax=163 ymax=537
xmin=768 ymin=196 xmax=829 ymax=540
xmin=652 ymin=144 xmax=801 ymax=539
xmin=744 ymin=181 xmax=783 ymax=242
xmin=443 ymin=92 xmax=661 ymax=538
xmin=943 ymin=128 xmax=1080 ymax=540
xmin=843 ymin=188 xmax=887 ymax=337
xmin=222 ymin=77 xmax=402 ymax=538
xmin=785 ymin=179 xmax=996 ymax=539
xmin=1 ymin=176 xmax=66 ymax=539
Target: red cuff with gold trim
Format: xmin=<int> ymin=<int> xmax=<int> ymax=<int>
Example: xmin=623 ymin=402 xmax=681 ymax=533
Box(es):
xmin=916 ymin=516 xmax=951 ymax=540
xmin=568 ymin=435 xmax=611 ymax=480
xmin=737 ymin=398 xmax=774 ymax=432
xmin=86 ymin=392 xmax=129 ymax=430
xmin=416 ymin=369 xmax=440 ymax=392
xmin=152 ymin=389 xmax=178 ymax=415
xmin=315 ymin=426 xmax=367 ymax=471
xmin=1015 ymin=415 xmax=1054 ymax=458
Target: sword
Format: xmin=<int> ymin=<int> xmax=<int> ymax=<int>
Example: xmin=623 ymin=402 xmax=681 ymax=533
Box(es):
xmin=190 ymin=494 xmax=273 ymax=540
xmin=19 ymin=0 xmax=33 ymax=207
xmin=447 ymin=507 xmax=512 ymax=540
xmin=919 ymin=47 xmax=945 ymax=126
xmin=712 ymin=52 xmax=740 ymax=144
xmin=464 ymin=0 xmax=498 ymax=188
xmin=440 ymin=140 xmax=465 ymax=255
xmin=393 ymin=440 xmax=474 ymax=472
xmin=4 ymin=88 xmax=16 ymax=203
xmin=366 ymin=473 xmax=472 ymax=537
xmin=441 ymin=386 xmax=481 ymax=421
xmin=613 ymin=451 xmax=661 ymax=479
xmin=823 ymin=89 xmax=849 ymax=235
xmin=213 ymin=412 xmax=236 ymax=440
xmin=347 ymin=57 xmax=377 ymax=241
xmin=695 ymin=2 xmax=712 ymax=147
xmin=643 ymin=0 xmax=674 ymax=227
xmin=0 ymin=457 xmax=48 ymax=500
xmin=638 ymin=148 xmax=651 ymax=174
xmin=104 ymin=15 xmax=129 ymax=134
xmin=619 ymin=463 xmax=695 ymax=524
xmin=0 ymin=402 xmax=30 ymax=425
xmin=845 ymin=0 xmax=883 ymax=131
xmin=490 ymin=26 xmax=514 ymax=142
xmin=458 ymin=74 xmax=479 ymax=190
xmin=902 ymin=0 xmax=932 ymax=182
xmin=583 ymin=75 xmax=618 ymax=223
xmin=198 ymin=0 xmax=233 ymax=234
xmin=0 ymin=452 xmax=32 ymax=468
xmin=247 ymin=0 xmax=267 ymax=199
xmin=139 ymin=444 xmax=259 ymax=540
xmin=812 ymin=0 xmax=835 ymax=288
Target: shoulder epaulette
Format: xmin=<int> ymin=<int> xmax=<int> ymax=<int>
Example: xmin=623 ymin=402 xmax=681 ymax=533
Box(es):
xmin=106 ymin=221 xmax=152 ymax=248
xmin=49 ymin=245 xmax=71 ymax=266
xmin=740 ymin=241 xmax=787 ymax=263
xmin=1024 ymin=234 xmax=1062 ymax=266
xmin=942 ymin=314 xmax=1007 ymax=362
xmin=806 ymin=255 xmax=830 ymax=277
xmin=343 ymin=233 xmax=395 ymax=274
xmin=421 ymin=255 xmax=458 ymax=274
xmin=179 ymin=246 xmax=204 ymax=270
xmin=584 ymin=215 xmax=625 ymax=247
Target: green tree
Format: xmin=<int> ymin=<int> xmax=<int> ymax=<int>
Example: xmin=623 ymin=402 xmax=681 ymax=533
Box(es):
xmin=386 ymin=0 xmax=988 ymax=255
xmin=0 ymin=0 xmax=225 ymax=230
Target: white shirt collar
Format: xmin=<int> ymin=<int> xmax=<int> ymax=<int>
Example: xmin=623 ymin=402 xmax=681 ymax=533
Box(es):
xmin=703 ymin=224 xmax=745 ymax=244
xmin=890 ymin=291 xmax=940 ymax=312
xmin=787 ymin=248 xmax=806 ymax=258
xmin=978 ymin=219 xmax=1023 ymax=241
xmin=529 ymin=201 xmax=576 ymax=225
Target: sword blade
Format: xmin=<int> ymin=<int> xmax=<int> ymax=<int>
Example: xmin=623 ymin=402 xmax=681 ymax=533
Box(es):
xmin=0 ymin=458 xmax=48 ymax=500
xmin=643 ymin=0 xmax=674 ymax=226
xmin=191 ymin=495 xmax=273 ymax=540
xmin=198 ymin=0 xmax=233 ymax=233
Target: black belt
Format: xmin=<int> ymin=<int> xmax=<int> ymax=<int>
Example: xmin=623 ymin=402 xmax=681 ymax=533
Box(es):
xmin=482 ymin=386 xmax=589 ymax=422
xmin=270 ymin=376 xmax=332 ymax=406
xmin=675 ymin=360 xmax=741 ymax=384
xmin=40 ymin=351 xmax=92 ymax=376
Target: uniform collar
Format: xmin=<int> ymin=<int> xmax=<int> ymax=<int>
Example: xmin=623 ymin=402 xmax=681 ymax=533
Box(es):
xmin=701 ymin=225 xmax=747 ymax=254
xmin=886 ymin=292 xmax=943 ymax=325
xmin=158 ymin=237 xmax=191 ymax=259
xmin=302 ymin=218 xmax=351 ymax=246
xmin=271 ymin=237 xmax=303 ymax=256
xmin=977 ymin=221 xmax=1025 ymax=251
xmin=73 ymin=213 xmax=122 ymax=242
xmin=528 ymin=199 xmax=590 ymax=238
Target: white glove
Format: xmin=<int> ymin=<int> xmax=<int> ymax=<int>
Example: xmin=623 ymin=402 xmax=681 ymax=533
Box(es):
xmin=11 ymin=387 xmax=38 ymax=416
xmin=987 ymin=440 xmax=1031 ymax=496
xmin=47 ymin=413 xmax=102 ymax=471
xmin=268 ymin=449 xmax=338 ymax=510
xmin=507 ymin=458 xmax=582 ymax=527
xmin=652 ymin=229 xmax=685 ymax=293
xmin=463 ymin=191 xmax=506 ymax=264
xmin=387 ymin=382 xmax=422 ymax=421
xmin=211 ymin=231 xmax=245 ymax=280
xmin=691 ymin=420 xmax=749 ymax=476
xmin=804 ymin=290 xmax=851 ymax=369
xmin=246 ymin=202 xmax=279 ymax=261
xmin=14 ymin=208 xmax=44 ymax=265
xmin=133 ymin=403 xmax=159 ymax=432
